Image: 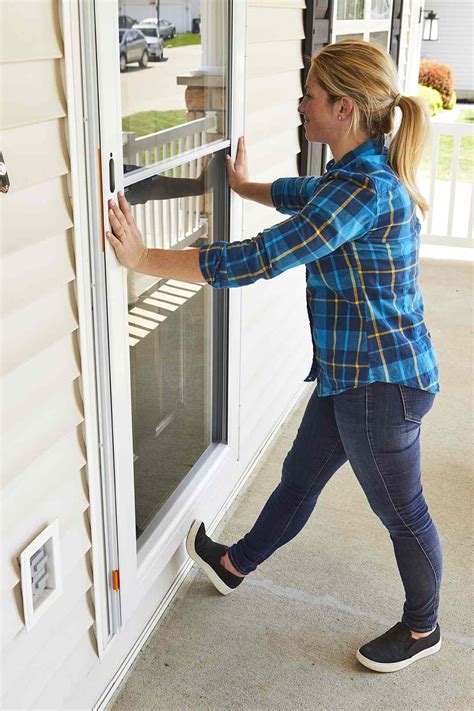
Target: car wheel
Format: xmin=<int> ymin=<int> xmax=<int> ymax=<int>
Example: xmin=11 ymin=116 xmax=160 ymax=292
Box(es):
xmin=139 ymin=50 xmax=148 ymax=68
xmin=120 ymin=54 xmax=127 ymax=72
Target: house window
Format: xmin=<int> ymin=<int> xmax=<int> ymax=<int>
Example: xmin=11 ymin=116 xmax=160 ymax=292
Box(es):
xmin=333 ymin=0 xmax=394 ymax=50
xmin=337 ymin=1 xmax=364 ymax=20
xmin=118 ymin=0 xmax=231 ymax=541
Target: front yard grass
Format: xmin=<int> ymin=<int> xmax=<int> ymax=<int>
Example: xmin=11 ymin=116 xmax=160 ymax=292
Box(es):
xmin=122 ymin=110 xmax=187 ymax=165
xmin=122 ymin=110 xmax=187 ymax=136
xmin=164 ymin=33 xmax=201 ymax=48
xmin=419 ymin=110 xmax=474 ymax=182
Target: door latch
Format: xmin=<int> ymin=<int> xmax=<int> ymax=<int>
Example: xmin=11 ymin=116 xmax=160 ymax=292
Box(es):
xmin=0 ymin=152 xmax=10 ymax=193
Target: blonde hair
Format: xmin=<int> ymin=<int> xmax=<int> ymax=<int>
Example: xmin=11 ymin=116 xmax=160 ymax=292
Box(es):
xmin=311 ymin=39 xmax=430 ymax=218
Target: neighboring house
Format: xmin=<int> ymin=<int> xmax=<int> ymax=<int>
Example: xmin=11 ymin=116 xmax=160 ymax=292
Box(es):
xmin=118 ymin=0 xmax=202 ymax=32
xmin=420 ymin=0 xmax=474 ymax=100
xmin=0 ymin=1 xmax=425 ymax=708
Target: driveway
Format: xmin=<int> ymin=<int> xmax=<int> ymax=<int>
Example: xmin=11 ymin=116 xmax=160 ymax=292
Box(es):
xmin=120 ymin=44 xmax=202 ymax=116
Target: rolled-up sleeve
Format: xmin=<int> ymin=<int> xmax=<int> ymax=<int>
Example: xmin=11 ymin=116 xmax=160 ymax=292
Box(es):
xmin=271 ymin=176 xmax=322 ymax=215
xmin=199 ymin=173 xmax=378 ymax=289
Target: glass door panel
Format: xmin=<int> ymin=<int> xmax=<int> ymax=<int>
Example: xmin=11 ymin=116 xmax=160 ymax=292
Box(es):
xmin=124 ymin=151 xmax=227 ymax=540
xmin=119 ymin=0 xmax=228 ymax=177
xmin=337 ymin=0 xmax=364 ymax=20
xmin=116 ymin=1 xmax=230 ymax=544
xmin=371 ymin=1 xmax=391 ymax=20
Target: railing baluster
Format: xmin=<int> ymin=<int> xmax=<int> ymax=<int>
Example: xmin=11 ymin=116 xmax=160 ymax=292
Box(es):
xmin=468 ymin=182 xmax=474 ymax=241
xmin=426 ymin=128 xmax=439 ymax=238
xmin=158 ymin=184 xmax=165 ymax=250
xmin=166 ymin=141 xmax=173 ymax=248
xmin=447 ymin=133 xmax=461 ymax=238
xmin=178 ymin=137 xmax=186 ymax=238
xmin=196 ymin=132 xmax=202 ymax=235
xmin=149 ymin=183 xmax=157 ymax=248
xmin=141 ymin=203 xmax=147 ymax=246
xmin=186 ymin=136 xmax=192 ymax=237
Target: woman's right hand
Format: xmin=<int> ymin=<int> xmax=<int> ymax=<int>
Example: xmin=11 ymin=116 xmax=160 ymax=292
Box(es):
xmin=226 ymin=136 xmax=249 ymax=195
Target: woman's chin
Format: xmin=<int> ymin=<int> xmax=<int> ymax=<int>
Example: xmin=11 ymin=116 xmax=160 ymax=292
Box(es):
xmin=304 ymin=124 xmax=318 ymax=142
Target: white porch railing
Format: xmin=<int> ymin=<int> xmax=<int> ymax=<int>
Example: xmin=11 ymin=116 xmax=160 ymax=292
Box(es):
xmin=419 ymin=121 xmax=474 ymax=248
xmin=122 ymin=114 xmax=218 ymax=253
xmin=123 ymin=115 xmax=217 ymax=304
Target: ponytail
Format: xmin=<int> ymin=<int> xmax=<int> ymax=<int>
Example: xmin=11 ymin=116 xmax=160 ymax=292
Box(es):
xmin=388 ymin=95 xmax=431 ymax=218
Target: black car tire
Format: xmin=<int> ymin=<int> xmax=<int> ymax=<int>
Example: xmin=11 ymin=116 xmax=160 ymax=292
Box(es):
xmin=120 ymin=54 xmax=127 ymax=72
xmin=139 ymin=50 xmax=149 ymax=68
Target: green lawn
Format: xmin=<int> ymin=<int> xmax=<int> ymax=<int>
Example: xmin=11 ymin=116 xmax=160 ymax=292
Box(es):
xmin=419 ymin=111 xmax=474 ymax=182
xmin=458 ymin=108 xmax=474 ymax=123
xmin=122 ymin=109 xmax=187 ymax=137
xmin=122 ymin=110 xmax=187 ymax=165
xmin=164 ymin=33 xmax=201 ymax=48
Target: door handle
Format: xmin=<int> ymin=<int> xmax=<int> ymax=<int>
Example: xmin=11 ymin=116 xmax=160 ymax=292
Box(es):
xmin=0 ymin=152 xmax=10 ymax=193
xmin=109 ymin=155 xmax=115 ymax=193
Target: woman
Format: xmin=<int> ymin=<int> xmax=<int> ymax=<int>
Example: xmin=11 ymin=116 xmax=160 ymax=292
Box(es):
xmin=107 ymin=40 xmax=443 ymax=673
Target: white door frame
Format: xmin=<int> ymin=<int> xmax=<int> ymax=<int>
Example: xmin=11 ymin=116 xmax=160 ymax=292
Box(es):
xmin=69 ymin=0 xmax=246 ymax=652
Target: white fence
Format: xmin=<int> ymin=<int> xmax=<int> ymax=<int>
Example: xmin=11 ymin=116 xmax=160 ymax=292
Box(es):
xmin=123 ymin=114 xmax=218 ymax=253
xmin=419 ymin=121 xmax=474 ymax=248
xmin=123 ymin=115 xmax=217 ymax=303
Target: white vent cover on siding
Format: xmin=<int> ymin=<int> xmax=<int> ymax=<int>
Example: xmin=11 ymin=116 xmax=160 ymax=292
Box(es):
xmin=18 ymin=520 xmax=63 ymax=631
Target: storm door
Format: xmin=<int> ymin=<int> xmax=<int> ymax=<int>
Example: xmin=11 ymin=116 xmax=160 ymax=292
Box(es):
xmin=82 ymin=0 xmax=234 ymax=628
xmin=118 ymin=0 xmax=231 ymax=543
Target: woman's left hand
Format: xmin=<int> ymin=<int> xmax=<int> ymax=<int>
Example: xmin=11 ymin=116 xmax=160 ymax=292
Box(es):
xmin=106 ymin=192 xmax=148 ymax=271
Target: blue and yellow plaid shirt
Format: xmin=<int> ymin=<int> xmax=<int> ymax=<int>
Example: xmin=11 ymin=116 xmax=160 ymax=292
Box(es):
xmin=199 ymin=136 xmax=439 ymax=396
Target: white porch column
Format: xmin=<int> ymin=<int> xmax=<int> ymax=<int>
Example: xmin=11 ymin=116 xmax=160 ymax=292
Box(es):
xmin=192 ymin=0 xmax=226 ymax=76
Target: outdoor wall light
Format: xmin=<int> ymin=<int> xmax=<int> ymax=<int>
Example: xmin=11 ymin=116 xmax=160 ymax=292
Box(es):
xmin=423 ymin=10 xmax=439 ymax=41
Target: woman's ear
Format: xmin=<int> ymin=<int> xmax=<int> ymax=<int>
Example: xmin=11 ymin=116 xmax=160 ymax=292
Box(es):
xmin=338 ymin=96 xmax=353 ymax=120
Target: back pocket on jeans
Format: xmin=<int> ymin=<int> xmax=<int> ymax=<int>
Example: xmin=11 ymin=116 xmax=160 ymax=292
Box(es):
xmin=398 ymin=384 xmax=436 ymax=424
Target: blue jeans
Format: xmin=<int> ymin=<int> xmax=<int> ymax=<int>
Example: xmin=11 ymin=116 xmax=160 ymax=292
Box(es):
xmin=227 ymin=381 xmax=443 ymax=633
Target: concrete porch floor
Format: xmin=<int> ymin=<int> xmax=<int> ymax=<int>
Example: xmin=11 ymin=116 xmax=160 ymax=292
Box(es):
xmin=108 ymin=258 xmax=473 ymax=711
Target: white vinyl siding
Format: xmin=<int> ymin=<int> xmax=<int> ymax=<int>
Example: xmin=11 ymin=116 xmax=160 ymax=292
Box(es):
xmin=0 ymin=1 xmax=95 ymax=709
xmin=239 ymin=0 xmax=312 ymax=463
xmin=420 ymin=0 xmax=473 ymax=94
xmin=1 ymin=1 xmax=361 ymax=708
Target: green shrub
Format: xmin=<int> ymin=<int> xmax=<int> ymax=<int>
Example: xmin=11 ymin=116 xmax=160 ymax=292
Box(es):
xmin=418 ymin=59 xmax=455 ymax=109
xmin=446 ymin=90 xmax=457 ymax=110
xmin=417 ymin=84 xmax=443 ymax=116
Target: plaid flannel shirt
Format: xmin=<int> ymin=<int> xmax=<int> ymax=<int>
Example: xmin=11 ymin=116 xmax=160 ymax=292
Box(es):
xmin=198 ymin=136 xmax=439 ymax=396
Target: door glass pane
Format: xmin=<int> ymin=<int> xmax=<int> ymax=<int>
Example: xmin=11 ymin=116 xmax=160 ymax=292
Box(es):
xmin=369 ymin=30 xmax=389 ymax=48
xmin=119 ymin=0 xmax=228 ymax=178
xmin=371 ymin=0 xmax=391 ymax=19
xmin=337 ymin=0 xmax=365 ymax=20
xmin=124 ymin=151 xmax=227 ymax=541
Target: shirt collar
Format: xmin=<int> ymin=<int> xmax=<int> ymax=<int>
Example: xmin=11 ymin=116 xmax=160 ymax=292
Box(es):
xmin=325 ymin=135 xmax=387 ymax=172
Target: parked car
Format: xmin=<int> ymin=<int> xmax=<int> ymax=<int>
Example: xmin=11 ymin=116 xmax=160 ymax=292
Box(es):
xmin=158 ymin=19 xmax=176 ymax=39
xmin=118 ymin=15 xmax=138 ymax=29
xmin=133 ymin=24 xmax=164 ymax=61
xmin=134 ymin=17 xmax=176 ymax=39
xmin=119 ymin=29 xmax=149 ymax=72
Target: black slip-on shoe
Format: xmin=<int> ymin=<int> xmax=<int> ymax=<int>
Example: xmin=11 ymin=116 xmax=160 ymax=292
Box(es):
xmin=356 ymin=621 xmax=442 ymax=673
xmin=186 ymin=520 xmax=245 ymax=596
